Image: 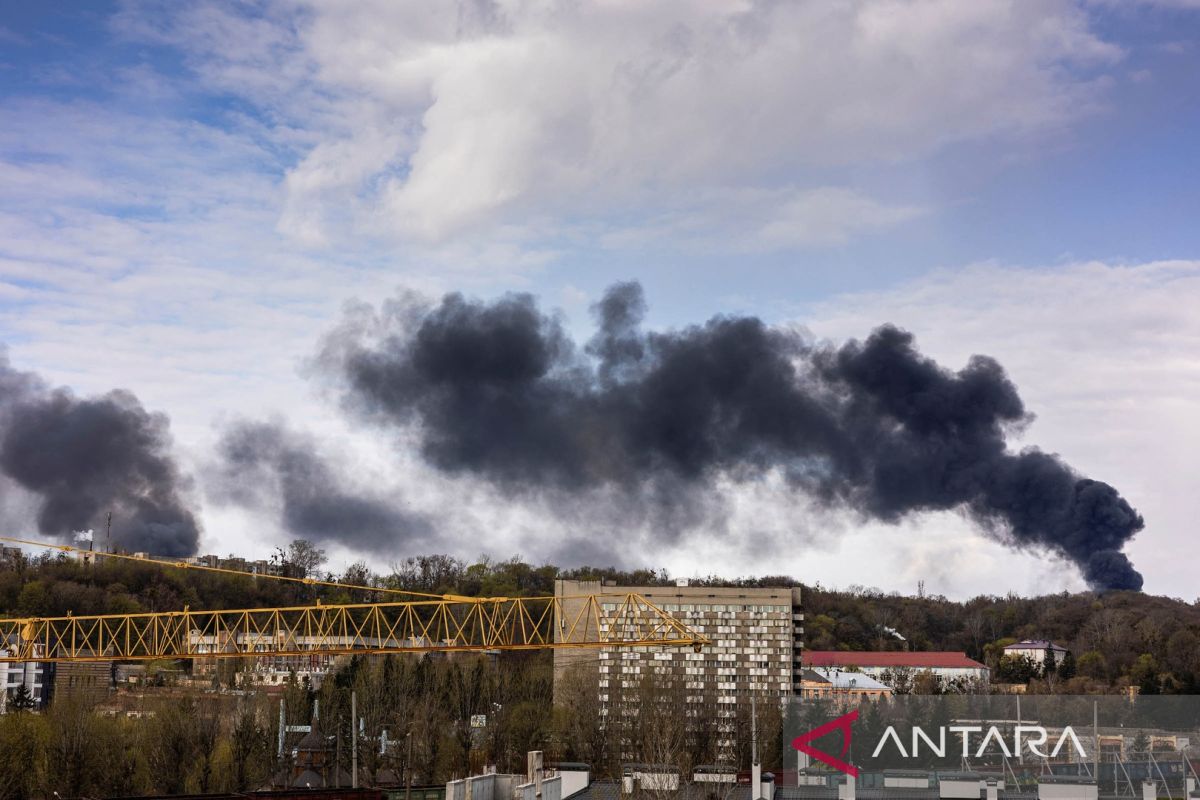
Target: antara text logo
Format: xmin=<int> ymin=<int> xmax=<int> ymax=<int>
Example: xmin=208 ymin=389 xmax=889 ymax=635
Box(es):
xmin=791 ymin=710 xmax=1088 ymax=778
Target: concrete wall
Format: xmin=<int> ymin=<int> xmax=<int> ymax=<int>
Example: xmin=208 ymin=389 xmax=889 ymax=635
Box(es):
xmin=1038 ymin=782 xmax=1098 ymax=800
xmin=940 ymin=778 xmax=983 ymax=799
xmin=519 ymin=775 xmax=561 ymax=800
xmin=558 ymin=769 xmax=588 ymax=798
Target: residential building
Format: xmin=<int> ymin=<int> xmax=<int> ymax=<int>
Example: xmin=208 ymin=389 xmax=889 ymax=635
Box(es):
xmin=49 ymin=661 xmax=112 ymax=706
xmin=1002 ymin=640 xmax=1069 ymax=667
xmin=1 ymin=646 xmax=48 ymax=711
xmin=796 ymin=668 xmax=892 ymax=702
xmin=0 ymin=545 xmax=23 ymax=567
xmin=803 ymin=651 xmax=988 ymax=686
xmin=553 ymin=579 xmax=803 ymax=758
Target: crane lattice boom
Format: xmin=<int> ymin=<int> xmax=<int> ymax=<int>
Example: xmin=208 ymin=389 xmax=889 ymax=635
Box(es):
xmin=0 ymin=593 xmax=708 ymax=662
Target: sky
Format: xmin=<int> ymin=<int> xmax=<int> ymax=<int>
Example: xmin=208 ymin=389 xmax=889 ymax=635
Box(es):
xmin=1 ymin=0 xmax=1198 ymax=599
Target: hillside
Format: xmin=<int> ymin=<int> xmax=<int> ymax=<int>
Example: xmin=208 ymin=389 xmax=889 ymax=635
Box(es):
xmin=1 ymin=544 xmax=1196 ymax=693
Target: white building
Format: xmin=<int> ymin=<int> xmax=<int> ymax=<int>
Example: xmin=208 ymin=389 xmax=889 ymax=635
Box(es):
xmin=804 ymin=651 xmax=989 ymax=684
xmin=1003 ymin=640 xmax=1069 ymax=667
xmin=0 ymin=647 xmax=47 ymax=712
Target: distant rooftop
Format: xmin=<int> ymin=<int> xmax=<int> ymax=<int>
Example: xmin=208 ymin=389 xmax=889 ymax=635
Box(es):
xmin=804 ymin=651 xmax=986 ymax=669
xmin=802 ymin=668 xmax=891 ymax=690
xmin=1003 ymin=640 xmax=1067 ymax=651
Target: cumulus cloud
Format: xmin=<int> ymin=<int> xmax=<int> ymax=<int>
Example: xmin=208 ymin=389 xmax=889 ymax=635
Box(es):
xmin=112 ymin=0 xmax=1123 ymax=247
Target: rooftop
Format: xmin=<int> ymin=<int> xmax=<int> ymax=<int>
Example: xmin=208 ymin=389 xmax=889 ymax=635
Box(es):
xmin=802 ymin=669 xmax=892 ymax=690
xmin=804 ymin=651 xmax=986 ymax=670
xmin=1003 ymin=640 xmax=1067 ymax=651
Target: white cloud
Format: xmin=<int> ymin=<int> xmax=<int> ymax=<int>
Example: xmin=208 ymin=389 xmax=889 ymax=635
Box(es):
xmin=757 ymin=188 xmax=925 ymax=248
xmin=112 ymin=0 xmax=1123 ymax=248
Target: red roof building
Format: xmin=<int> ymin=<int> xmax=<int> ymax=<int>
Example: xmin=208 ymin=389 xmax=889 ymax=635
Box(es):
xmin=804 ymin=651 xmax=985 ymax=669
xmin=803 ymin=651 xmax=989 ymax=685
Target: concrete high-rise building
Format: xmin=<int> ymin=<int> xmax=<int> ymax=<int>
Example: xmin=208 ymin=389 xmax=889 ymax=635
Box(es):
xmin=553 ymin=579 xmax=803 ymax=736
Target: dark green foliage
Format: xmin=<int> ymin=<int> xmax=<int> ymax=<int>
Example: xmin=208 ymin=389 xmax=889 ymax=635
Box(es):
xmin=7 ymin=684 xmax=35 ymax=712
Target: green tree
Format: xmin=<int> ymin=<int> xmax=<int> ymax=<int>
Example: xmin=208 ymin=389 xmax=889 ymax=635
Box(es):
xmin=995 ymin=654 xmax=1038 ymax=684
xmin=7 ymin=684 xmax=36 ymax=712
xmin=1058 ymin=650 xmax=1076 ymax=680
xmin=1130 ymin=654 xmax=1160 ymax=695
xmin=1077 ymin=651 xmax=1108 ymax=680
xmin=230 ymin=705 xmax=270 ymax=791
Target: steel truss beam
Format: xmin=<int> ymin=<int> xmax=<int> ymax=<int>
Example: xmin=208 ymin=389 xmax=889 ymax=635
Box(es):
xmin=0 ymin=593 xmax=708 ymax=662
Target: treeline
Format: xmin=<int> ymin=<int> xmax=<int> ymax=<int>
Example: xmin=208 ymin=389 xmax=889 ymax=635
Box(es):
xmin=0 ymin=652 xmax=554 ymax=798
xmin=0 ymin=546 xmax=675 ymax=618
xmin=0 ymin=693 xmax=275 ymax=798
xmin=3 ymin=544 xmax=1200 ymax=695
xmin=802 ymin=584 xmax=1200 ymax=694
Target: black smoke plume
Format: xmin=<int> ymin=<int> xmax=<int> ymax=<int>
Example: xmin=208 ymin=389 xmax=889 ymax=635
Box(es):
xmin=0 ymin=349 xmax=200 ymax=555
xmin=317 ymin=283 xmax=1145 ymax=592
xmin=211 ymin=419 xmax=432 ymax=553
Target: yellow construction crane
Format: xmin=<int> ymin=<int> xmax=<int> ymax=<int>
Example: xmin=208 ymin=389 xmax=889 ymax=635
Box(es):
xmin=0 ymin=536 xmax=708 ymax=662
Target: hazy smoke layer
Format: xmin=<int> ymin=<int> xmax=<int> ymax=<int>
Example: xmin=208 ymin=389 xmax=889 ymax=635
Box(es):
xmin=317 ymin=283 xmax=1145 ymax=591
xmin=0 ymin=350 xmax=199 ymax=555
xmin=212 ymin=419 xmax=432 ymax=552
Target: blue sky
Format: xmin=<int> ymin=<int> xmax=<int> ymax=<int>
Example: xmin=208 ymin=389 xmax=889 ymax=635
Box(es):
xmin=1 ymin=1 xmax=1198 ymax=598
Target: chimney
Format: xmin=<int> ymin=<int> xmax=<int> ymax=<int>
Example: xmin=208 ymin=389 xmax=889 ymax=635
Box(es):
xmin=986 ymin=780 xmax=999 ymax=800
xmin=528 ymin=751 xmax=544 ymax=799
xmin=1143 ymin=781 xmax=1156 ymax=800
xmin=838 ymin=775 xmax=856 ymax=800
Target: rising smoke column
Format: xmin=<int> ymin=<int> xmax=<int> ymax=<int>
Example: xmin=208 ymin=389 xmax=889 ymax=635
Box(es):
xmin=0 ymin=349 xmax=200 ymax=555
xmin=211 ymin=418 xmax=432 ymax=553
xmin=316 ymin=283 xmax=1145 ymax=591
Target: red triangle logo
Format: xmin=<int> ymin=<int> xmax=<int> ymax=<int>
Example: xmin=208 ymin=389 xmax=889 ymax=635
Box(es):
xmin=790 ymin=709 xmax=859 ymax=777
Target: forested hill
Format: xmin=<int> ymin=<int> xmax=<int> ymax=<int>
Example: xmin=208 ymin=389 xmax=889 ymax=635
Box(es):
xmin=1 ymin=544 xmax=1197 ymax=692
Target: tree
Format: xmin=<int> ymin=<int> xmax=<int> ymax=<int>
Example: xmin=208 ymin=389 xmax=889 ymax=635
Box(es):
xmin=46 ymin=696 xmax=105 ymax=799
xmin=230 ymin=704 xmax=270 ymax=791
xmin=995 ymin=654 xmax=1038 ymax=684
xmin=1165 ymin=629 xmax=1199 ymax=675
xmin=7 ymin=684 xmax=35 ymax=712
xmin=1057 ymin=650 xmax=1076 ymax=680
xmin=1076 ymin=651 xmax=1108 ymax=680
xmin=274 ymin=539 xmax=327 ymax=579
xmin=1130 ymin=654 xmax=1161 ymax=695
xmin=146 ymin=696 xmax=200 ymax=795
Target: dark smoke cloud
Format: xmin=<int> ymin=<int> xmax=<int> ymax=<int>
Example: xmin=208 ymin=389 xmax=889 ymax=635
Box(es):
xmin=316 ymin=283 xmax=1145 ymax=592
xmin=211 ymin=419 xmax=432 ymax=553
xmin=0 ymin=349 xmax=200 ymax=555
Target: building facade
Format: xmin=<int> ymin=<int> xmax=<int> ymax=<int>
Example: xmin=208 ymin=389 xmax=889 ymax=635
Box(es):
xmin=796 ymin=668 xmax=892 ymax=702
xmin=553 ymin=580 xmax=803 ymax=758
xmin=1002 ymin=640 xmax=1068 ymax=667
xmin=50 ymin=661 xmax=112 ymax=706
xmin=0 ymin=646 xmax=48 ymax=712
xmin=803 ymin=651 xmax=988 ymax=686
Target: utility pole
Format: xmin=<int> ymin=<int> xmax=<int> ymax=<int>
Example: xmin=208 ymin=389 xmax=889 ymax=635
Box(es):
xmin=752 ymin=694 xmax=762 ymax=800
xmin=406 ymin=731 xmax=414 ymax=800
xmin=352 ymin=691 xmax=358 ymax=789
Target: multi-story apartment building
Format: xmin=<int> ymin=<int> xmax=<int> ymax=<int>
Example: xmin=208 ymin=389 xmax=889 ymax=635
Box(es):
xmin=0 ymin=646 xmax=48 ymax=712
xmin=553 ymin=579 xmax=803 ymax=758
